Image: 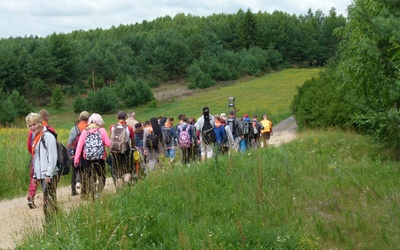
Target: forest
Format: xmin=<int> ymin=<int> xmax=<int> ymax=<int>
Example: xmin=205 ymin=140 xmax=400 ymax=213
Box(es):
xmin=0 ymin=8 xmax=345 ymax=124
xmin=291 ymin=0 xmax=400 ymax=147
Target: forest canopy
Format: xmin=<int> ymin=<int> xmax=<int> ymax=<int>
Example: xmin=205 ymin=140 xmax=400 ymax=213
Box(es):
xmin=0 ymin=8 xmax=346 ymax=124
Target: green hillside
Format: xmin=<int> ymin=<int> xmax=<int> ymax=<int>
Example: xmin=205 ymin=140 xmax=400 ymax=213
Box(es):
xmin=30 ymin=68 xmax=320 ymax=130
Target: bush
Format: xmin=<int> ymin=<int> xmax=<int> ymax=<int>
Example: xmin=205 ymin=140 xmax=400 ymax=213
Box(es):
xmin=291 ymin=71 xmax=353 ymax=129
xmin=85 ymin=87 xmax=118 ymax=114
xmin=73 ymin=95 xmax=86 ymax=114
xmin=8 ymin=90 xmax=33 ymax=117
xmin=115 ymin=76 xmax=154 ymax=107
xmin=50 ymin=84 xmax=64 ymax=110
xmin=186 ymin=64 xmax=215 ymax=89
xmin=0 ymin=99 xmax=17 ymax=126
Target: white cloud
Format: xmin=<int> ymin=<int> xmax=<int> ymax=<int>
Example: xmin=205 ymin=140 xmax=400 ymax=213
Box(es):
xmin=0 ymin=0 xmax=351 ymax=38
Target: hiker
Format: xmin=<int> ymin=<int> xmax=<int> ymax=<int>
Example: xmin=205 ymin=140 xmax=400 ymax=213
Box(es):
xmin=240 ymin=114 xmax=252 ymax=152
xmin=126 ymin=110 xmax=139 ymax=132
xmin=213 ymin=115 xmax=227 ymax=155
xmin=250 ymin=115 xmax=264 ymax=149
xmin=143 ymin=117 xmax=164 ymax=173
xmin=260 ymin=113 xmax=273 ymax=148
xmin=109 ymin=111 xmax=135 ymax=189
xmin=134 ymin=122 xmax=144 ymax=153
xmin=227 ymin=111 xmax=242 ymax=152
xmin=26 ymin=109 xmax=56 ymax=209
xmin=188 ymin=117 xmax=200 ymax=161
xmin=220 ymin=118 xmax=234 ymax=155
xmin=163 ymin=117 xmax=177 ymax=162
xmin=74 ymin=113 xmax=110 ymax=200
xmin=67 ymin=111 xmax=89 ymax=196
xmin=195 ymin=107 xmax=216 ymax=161
xmin=177 ymin=116 xmax=196 ymax=164
xmin=26 ymin=113 xmax=59 ymax=221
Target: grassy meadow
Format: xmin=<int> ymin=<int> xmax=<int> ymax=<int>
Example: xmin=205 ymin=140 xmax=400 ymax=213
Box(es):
xmin=12 ymin=68 xmax=320 ymax=130
xmin=17 ymin=130 xmax=400 ymax=249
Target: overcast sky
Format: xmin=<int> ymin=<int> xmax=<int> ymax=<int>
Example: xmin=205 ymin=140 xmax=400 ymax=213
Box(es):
xmin=0 ymin=0 xmax=352 ymax=39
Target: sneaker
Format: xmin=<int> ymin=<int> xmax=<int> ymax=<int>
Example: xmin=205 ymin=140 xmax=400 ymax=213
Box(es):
xmin=27 ymin=199 xmax=36 ymax=209
xmin=76 ymin=182 xmax=81 ymax=189
xmin=71 ymin=191 xmax=78 ymax=196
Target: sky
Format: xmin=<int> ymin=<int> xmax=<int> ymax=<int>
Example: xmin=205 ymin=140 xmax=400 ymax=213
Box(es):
xmin=0 ymin=0 xmax=352 ymax=39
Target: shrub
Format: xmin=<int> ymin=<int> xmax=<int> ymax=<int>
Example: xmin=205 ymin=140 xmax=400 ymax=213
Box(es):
xmin=0 ymin=99 xmax=17 ymax=126
xmin=85 ymin=87 xmax=118 ymax=114
xmin=115 ymin=76 xmax=154 ymax=107
xmin=186 ymin=64 xmax=215 ymax=89
xmin=50 ymin=84 xmax=64 ymax=110
xmin=8 ymin=90 xmax=33 ymax=117
xmin=73 ymin=95 xmax=86 ymax=114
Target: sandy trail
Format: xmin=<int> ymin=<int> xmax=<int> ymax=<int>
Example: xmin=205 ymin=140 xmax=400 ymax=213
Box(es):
xmin=0 ymin=116 xmax=297 ymax=249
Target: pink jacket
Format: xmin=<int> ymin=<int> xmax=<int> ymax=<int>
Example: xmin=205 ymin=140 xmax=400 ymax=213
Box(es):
xmin=74 ymin=126 xmax=111 ymax=165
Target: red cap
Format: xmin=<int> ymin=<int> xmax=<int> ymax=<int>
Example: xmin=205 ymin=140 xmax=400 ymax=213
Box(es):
xmin=244 ymin=114 xmax=249 ymax=118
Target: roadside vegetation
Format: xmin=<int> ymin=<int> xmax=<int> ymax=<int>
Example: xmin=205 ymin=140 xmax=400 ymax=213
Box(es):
xmin=16 ymin=130 xmax=400 ymax=249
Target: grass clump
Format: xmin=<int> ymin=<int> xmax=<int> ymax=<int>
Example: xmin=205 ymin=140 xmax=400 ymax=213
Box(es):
xmin=17 ymin=130 xmax=399 ymax=249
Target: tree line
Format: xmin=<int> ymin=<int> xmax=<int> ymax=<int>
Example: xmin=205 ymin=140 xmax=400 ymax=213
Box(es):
xmin=291 ymin=0 xmax=400 ymax=147
xmin=0 ymin=8 xmax=346 ymax=125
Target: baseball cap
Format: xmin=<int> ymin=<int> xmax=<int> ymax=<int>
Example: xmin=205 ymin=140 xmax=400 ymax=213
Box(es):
xmin=243 ymin=114 xmax=249 ymax=118
xmin=79 ymin=111 xmax=90 ymax=120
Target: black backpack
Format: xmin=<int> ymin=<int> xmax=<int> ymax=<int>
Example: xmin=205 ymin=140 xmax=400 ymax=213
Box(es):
xmin=201 ymin=107 xmax=216 ymax=145
xmin=41 ymin=130 xmax=71 ymax=176
xmin=146 ymin=131 xmax=159 ymax=149
xmin=162 ymin=127 xmax=172 ymax=144
xmin=228 ymin=118 xmax=240 ymax=138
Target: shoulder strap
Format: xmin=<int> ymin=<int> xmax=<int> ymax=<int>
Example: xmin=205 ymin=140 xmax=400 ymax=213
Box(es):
xmin=41 ymin=131 xmax=56 ymax=150
xmin=74 ymin=125 xmax=80 ymax=135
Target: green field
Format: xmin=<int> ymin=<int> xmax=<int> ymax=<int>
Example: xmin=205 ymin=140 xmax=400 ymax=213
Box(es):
xmin=13 ymin=68 xmax=320 ymax=130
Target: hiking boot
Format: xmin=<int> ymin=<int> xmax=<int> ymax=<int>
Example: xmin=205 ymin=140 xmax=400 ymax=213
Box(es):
xmin=71 ymin=191 xmax=78 ymax=196
xmin=76 ymin=182 xmax=81 ymax=189
xmin=28 ymin=199 xmax=36 ymax=209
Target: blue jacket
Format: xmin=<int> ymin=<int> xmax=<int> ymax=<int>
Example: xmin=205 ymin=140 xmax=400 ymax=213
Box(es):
xmin=214 ymin=125 xmax=226 ymax=145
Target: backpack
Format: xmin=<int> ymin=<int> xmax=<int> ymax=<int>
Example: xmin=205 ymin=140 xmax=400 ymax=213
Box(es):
xmin=201 ymin=108 xmax=216 ymax=145
xmin=41 ymin=130 xmax=71 ymax=176
xmin=228 ymin=118 xmax=239 ymax=138
xmin=162 ymin=127 xmax=172 ymax=145
xmin=146 ymin=131 xmax=159 ymax=149
xmin=71 ymin=125 xmax=81 ymax=150
xmin=84 ymin=129 xmax=104 ymax=160
xmin=178 ymin=124 xmax=191 ymax=148
xmin=242 ymin=121 xmax=251 ymax=136
xmin=110 ymin=124 xmax=128 ymax=154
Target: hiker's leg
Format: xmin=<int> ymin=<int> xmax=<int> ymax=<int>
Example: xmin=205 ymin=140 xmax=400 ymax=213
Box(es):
xmin=27 ymin=163 xmax=37 ymax=200
xmin=43 ymin=176 xmax=58 ymax=223
xmin=71 ymin=163 xmax=78 ymax=195
xmin=94 ymin=160 xmax=106 ymax=194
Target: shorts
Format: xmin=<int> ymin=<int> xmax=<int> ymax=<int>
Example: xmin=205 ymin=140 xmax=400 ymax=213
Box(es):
xmin=200 ymin=141 xmax=214 ymax=158
xmin=262 ymin=132 xmax=271 ymax=140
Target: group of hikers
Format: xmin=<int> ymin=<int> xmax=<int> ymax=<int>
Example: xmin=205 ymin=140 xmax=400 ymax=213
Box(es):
xmin=25 ymin=107 xmax=273 ymax=222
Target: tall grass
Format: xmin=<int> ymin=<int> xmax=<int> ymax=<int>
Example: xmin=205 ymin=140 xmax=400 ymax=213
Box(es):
xmin=0 ymin=128 xmax=71 ymax=199
xmin=17 ymin=130 xmax=400 ymax=249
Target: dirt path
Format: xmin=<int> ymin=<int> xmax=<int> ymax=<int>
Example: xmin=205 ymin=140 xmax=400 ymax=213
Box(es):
xmin=0 ymin=117 xmax=297 ymax=249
